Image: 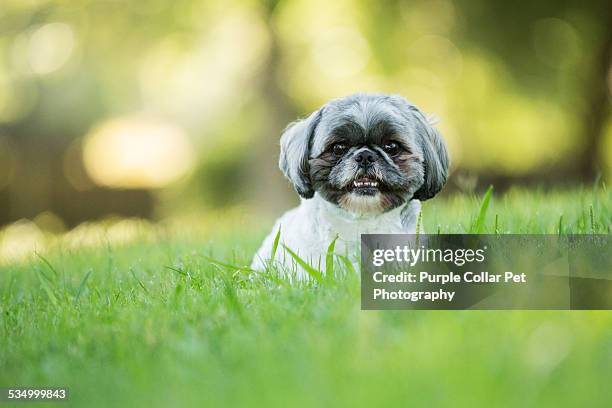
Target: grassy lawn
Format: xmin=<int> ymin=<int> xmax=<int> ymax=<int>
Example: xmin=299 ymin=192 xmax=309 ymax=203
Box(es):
xmin=1 ymin=187 xmax=611 ymax=407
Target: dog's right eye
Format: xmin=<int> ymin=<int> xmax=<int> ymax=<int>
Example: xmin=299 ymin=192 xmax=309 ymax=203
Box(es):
xmin=332 ymin=143 xmax=348 ymax=156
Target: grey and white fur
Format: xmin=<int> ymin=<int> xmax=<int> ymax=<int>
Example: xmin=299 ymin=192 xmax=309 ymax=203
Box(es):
xmin=252 ymin=93 xmax=450 ymax=277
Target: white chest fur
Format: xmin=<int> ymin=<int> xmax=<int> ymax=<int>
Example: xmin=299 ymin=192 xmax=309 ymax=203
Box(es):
xmin=251 ymin=194 xmax=421 ymax=273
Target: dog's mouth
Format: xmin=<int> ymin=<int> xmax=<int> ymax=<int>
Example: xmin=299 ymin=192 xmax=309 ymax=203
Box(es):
xmin=350 ymin=177 xmax=380 ymax=195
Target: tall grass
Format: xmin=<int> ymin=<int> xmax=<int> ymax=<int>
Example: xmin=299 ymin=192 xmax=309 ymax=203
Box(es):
xmin=0 ymin=187 xmax=610 ymax=407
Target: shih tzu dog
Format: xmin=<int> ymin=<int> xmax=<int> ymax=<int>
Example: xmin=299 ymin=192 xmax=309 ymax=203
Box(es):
xmin=252 ymin=93 xmax=449 ymax=275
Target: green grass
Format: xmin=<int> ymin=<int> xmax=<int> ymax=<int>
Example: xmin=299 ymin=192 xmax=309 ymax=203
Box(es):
xmin=1 ymin=187 xmax=611 ymax=407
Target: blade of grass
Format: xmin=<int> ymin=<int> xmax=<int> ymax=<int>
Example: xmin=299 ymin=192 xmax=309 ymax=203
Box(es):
xmin=165 ymin=265 xmax=188 ymax=277
xmin=269 ymin=226 xmax=281 ymax=266
xmin=494 ymin=214 xmax=499 ymax=234
xmin=325 ymin=236 xmax=338 ymax=282
xmin=130 ymin=268 xmax=149 ymax=294
xmin=201 ymin=255 xmax=254 ymax=273
xmin=336 ymin=254 xmax=356 ymax=276
xmin=415 ymin=210 xmax=423 ymax=246
xmin=211 ymin=264 xmax=244 ymax=320
xmin=202 ymin=254 xmax=283 ymax=286
xmin=37 ymin=270 xmax=58 ymax=307
xmin=35 ymin=252 xmax=59 ymax=280
xmin=74 ymin=269 xmax=93 ymax=305
xmin=282 ymin=245 xmax=322 ymax=283
xmin=474 ymin=185 xmax=493 ymax=233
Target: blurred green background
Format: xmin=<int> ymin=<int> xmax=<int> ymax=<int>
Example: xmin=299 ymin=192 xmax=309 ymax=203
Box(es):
xmin=0 ymin=0 xmax=610 ymax=229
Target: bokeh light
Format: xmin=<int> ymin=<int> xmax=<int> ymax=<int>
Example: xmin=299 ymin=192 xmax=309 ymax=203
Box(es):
xmin=83 ymin=116 xmax=195 ymax=189
xmin=27 ymin=22 xmax=76 ymax=75
xmin=139 ymin=8 xmax=270 ymax=124
xmin=0 ymin=219 xmax=45 ymax=264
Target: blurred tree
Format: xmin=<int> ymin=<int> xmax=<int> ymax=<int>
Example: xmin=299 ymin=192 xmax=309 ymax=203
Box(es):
xmin=456 ymin=0 xmax=611 ymax=182
xmin=248 ymin=0 xmax=301 ymax=213
xmin=0 ymin=0 xmax=611 ymax=229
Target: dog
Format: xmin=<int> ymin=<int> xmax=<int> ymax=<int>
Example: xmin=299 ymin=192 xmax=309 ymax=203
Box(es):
xmin=251 ymin=93 xmax=449 ymax=276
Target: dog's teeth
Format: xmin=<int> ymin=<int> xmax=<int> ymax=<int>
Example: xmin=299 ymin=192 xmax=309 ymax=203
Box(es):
xmin=353 ymin=180 xmax=379 ymax=188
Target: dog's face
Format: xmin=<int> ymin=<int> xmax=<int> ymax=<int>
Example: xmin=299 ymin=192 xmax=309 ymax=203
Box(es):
xmin=279 ymin=93 xmax=449 ymax=215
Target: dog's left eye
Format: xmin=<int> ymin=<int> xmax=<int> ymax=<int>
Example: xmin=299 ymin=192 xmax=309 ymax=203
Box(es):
xmin=383 ymin=142 xmax=400 ymax=155
xmin=332 ymin=143 xmax=348 ymax=156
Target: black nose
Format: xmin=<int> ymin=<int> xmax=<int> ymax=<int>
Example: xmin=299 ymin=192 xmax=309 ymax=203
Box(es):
xmin=354 ymin=150 xmax=377 ymax=167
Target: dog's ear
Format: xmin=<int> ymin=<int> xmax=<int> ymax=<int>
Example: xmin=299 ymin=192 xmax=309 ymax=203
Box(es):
xmin=411 ymin=107 xmax=450 ymax=201
xmin=279 ymin=109 xmax=323 ymax=199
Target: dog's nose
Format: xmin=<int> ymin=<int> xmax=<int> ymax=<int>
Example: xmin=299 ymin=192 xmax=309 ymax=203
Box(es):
xmin=354 ymin=150 xmax=377 ymax=166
